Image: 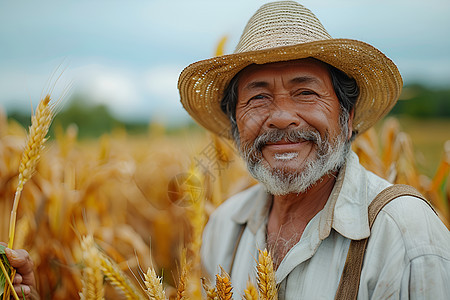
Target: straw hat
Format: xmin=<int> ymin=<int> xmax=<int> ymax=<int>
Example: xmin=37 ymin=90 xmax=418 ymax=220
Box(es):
xmin=178 ymin=1 xmax=402 ymax=139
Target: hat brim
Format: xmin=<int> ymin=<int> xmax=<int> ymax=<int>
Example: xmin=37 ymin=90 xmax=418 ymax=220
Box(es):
xmin=178 ymin=38 xmax=402 ymax=139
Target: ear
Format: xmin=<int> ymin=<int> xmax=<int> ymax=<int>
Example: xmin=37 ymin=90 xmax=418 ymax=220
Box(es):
xmin=347 ymin=108 xmax=355 ymax=141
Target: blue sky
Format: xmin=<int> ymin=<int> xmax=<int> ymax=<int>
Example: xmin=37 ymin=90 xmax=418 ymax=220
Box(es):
xmin=1 ymin=0 xmax=449 ymax=123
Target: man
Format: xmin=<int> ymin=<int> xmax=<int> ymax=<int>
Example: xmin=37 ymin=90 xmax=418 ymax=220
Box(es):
xmin=178 ymin=1 xmax=450 ymax=299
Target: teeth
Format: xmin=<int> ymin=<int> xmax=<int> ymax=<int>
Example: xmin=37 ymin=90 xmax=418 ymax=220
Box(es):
xmin=274 ymin=152 xmax=298 ymax=160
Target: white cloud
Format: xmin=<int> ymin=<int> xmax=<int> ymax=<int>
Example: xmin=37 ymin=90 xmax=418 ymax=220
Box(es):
xmin=143 ymin=65 xmax=181 ymax=104
xmin=70 ymin=63 xmax=190 ymax=123
xmin=76 ymin=65 xmax=139 ymax=104
xmin=141 ymin=65 xmax=191 ymax=123
xmin=72 ymin=64 xmax=145 ymax=118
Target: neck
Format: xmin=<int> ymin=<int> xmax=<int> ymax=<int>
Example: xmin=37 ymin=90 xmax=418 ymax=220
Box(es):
xmin=267 ymin=172 xmax=337 ymax=268
xmin=270 ymin=173 xmax=336 ymax=222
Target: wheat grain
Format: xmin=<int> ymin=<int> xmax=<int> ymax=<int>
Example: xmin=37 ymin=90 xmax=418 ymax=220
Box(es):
xmin=99 ymin=251 xmax=145 ymax=299
xmin=215 ymin=266 xmax=233 ymax=300
xmin=243 ymin=280 xmax=259 ymax=300
xmin=256 ymin=249 xmax=277 ymax=300
xmin=143 ymin=267 xmax=166 ymax=300
xmin=176 ymin=270 xmax=187 ymax=300
xmin=80 ymin=235 xmax=105 ymax=300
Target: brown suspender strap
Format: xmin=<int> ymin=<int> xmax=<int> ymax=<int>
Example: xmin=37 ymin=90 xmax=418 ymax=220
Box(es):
xmin=335 ymin=184 xmax=435 ymax=300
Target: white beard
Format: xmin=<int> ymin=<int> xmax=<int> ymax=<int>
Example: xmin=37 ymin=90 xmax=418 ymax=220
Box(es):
xmin=239 ymin=122 xmax=350 ymax=195
xmin=250 ymin=135 xmax=348 ymax=195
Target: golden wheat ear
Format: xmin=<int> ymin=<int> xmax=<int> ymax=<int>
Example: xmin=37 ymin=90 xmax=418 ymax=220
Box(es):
xmin=8 ymin=95 xmax=55 ymax=248
xmin=79 ymin=235 xmax=105 ymax=300
xmin=215 ymin=265 xmax=233 ymax=300
xmin=143 ymin=266 xmax=166 ymax=300
xmin=243 ymin=279 xmax=259 ymax=300
xmin=257 ymin=249 xmax=278 ymax=300
xmin=98 ymin=250 xmax=146 ymax=299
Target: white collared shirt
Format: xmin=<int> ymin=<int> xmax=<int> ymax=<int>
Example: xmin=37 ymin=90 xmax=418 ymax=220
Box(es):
xmin=201 ymin=151 xmax=450 ymax=299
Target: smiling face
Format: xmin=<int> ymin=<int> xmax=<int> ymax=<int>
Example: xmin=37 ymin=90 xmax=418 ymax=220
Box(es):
xmin=235 ymin=58 xmax=353 ymax=195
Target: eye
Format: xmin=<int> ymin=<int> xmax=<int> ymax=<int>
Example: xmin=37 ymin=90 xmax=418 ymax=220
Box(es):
xmin=297 ymin=90 xmax=317 ymax=96
xmin=250 ymin=94 xmax=267 ymax=100
xmin=247 ymin=94 xmax=271 ymax=104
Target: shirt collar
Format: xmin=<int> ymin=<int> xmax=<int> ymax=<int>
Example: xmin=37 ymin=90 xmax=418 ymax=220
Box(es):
xmin=318 ymin=151 xmax=371 ymax=240
xmin=231 ymin=151 xmax=371 ymax=240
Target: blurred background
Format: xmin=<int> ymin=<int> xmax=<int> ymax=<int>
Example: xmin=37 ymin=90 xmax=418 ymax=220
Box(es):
xmin=0 ymin=0 xmax=449 ymax=298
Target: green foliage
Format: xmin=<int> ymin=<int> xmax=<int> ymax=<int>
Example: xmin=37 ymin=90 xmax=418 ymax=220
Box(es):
xmin=53 ymin=95 xmax=123 ymax=138
xmin=0 ymin=244 xmax=12 ymax=297
xmin=8 ymin=94 xmax=149 ymax=139
xmin=390 ymin=84 xmax=450 ymax=118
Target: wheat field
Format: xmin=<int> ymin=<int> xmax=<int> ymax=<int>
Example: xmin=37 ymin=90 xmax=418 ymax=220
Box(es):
xmin=0 ymin=101 xmax=449 ymax=298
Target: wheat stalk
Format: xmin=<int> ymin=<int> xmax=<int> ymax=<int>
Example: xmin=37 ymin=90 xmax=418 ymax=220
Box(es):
xmin=186 ymin=165 xmax=206 ymax=262
xmin=79 ymin=235 xmax=105 ymax=300
xmin=143 ymin=267 xmax=166 ymax=300
xmin=243 ymin=280 xmax=259 ymax=300
xmin=0 ymin=258 xmax=18 ymax=300
xmin=184 ymin=165 xmax=206 ymax=298
xmin=99 ymin=251 xmax=145 ymax=299
xmin=256 ymin=249 xmax=277 ymax=300
xmin=215 ymin=266 xmax=233 ymax=300
xmin=8 ymin=95 xmax=54 ymax=248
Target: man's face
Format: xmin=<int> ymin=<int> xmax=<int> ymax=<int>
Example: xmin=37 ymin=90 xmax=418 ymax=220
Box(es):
xmin=235 ymin=59 xmax=353 ymax=195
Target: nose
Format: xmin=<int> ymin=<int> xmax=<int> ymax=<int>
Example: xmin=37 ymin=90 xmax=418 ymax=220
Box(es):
xmin=266 ymin=98 xmax=301 ymax=129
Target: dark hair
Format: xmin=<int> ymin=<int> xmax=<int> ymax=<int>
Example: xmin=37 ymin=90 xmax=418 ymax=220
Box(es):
xmin=326 ymin=63 xmax=359 ymax=118
xmin=220 ymin=75 xmax=240 ymax=142
xmin=220 ymin=59 xmax=360 ymax=141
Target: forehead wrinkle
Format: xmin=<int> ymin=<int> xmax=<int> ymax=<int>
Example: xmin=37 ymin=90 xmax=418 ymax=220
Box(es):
xmin=240 ymin=72 xmax=325 ymax=93
xmin=289 ymin=76 xmax=320 ymax=86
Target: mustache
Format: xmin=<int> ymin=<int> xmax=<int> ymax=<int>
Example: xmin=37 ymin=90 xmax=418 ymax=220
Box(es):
xmin=252 ymin=128 xmax=322 ymax=152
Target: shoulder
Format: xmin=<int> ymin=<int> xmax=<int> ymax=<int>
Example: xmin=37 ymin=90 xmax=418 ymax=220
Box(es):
xmin=373 ymin=194 xmax=450 ymax=259
xmin=361 ymin=194 xmax=450 ymax=298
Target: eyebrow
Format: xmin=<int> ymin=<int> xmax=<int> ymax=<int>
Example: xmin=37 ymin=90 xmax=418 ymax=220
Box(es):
xmin=243 ymin=81 xmax=269 ymax=90
xmin=243 ymin=76 xmax=320 ymax=90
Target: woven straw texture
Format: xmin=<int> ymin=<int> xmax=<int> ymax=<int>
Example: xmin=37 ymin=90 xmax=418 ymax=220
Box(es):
xmin=178 ymin=1 xmax=403 ymax=139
